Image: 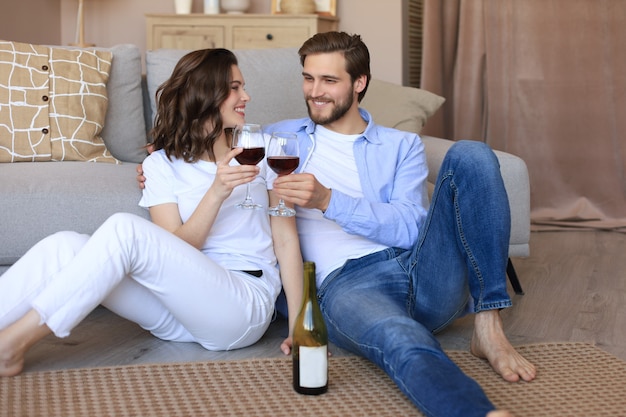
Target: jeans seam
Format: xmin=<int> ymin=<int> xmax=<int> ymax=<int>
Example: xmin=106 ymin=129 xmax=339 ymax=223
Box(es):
xmin=451 ymin=176 xmax=487 ymax=310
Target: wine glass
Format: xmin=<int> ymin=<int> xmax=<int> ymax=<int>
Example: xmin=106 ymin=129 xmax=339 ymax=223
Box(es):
xmin=232 ymin=123 xmax=265 ymax=210
xmin=267 ymin=132 xmax=299 ymax=217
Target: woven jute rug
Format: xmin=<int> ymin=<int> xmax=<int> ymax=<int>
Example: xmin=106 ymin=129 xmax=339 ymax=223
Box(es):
xmin=1 ymin=342 xmax=625 ymax=417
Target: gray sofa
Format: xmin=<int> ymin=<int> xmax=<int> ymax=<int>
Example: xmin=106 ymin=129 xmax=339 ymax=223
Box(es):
xmin=0 ymin=44 xmax=530 ymax=277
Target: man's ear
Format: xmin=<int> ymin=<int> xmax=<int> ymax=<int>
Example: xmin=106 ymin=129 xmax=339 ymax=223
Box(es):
xmin=354 ymin=74 xmax=368 ymax=94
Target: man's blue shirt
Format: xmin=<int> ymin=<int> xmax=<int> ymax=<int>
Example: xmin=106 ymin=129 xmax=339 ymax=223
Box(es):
xmin=264 ymin=108 xmax=429 ymax=249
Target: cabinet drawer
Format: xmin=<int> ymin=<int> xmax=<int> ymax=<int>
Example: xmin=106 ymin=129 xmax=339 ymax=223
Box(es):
xmin=152 ymin=26 xmax=225 ymax=50
xmin=233 ymin=26 xmax=310 ymax=49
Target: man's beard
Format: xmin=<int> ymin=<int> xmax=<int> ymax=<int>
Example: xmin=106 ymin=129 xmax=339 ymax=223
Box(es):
xmin=306 ymin=89 xmax=354 ymax=125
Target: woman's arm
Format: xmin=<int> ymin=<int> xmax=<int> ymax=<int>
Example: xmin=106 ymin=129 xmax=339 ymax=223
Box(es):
xmin=268 ymin=189 xmax=304 ymax=355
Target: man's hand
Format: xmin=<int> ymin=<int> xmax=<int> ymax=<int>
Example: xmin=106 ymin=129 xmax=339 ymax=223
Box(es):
xmin=272 ymin=173 xmax=331 ymax=212
xmin=280 ymin=336 xmax=293 ymax=355
xmin=136 ymin=143 xmax=157 ymax=190
xmin=136 ymin=164 xmax=146 ymax=190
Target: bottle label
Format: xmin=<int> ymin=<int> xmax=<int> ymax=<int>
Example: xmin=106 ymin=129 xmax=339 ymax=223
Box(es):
xmin=298 ymin=345 xmax=328 ymax=388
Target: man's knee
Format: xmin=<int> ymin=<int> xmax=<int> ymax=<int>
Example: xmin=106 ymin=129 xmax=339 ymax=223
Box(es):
xmin=445 ymin=140 xmax=500 ymax=177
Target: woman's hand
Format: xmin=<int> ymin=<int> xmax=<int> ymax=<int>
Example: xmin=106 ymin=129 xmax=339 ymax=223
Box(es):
xmin=212 ymin=147 xmax=260 ymax=202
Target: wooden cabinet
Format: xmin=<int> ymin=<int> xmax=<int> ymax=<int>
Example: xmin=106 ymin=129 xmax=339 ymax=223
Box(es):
xmin=145 ymin=14 xmax=339 ymax=51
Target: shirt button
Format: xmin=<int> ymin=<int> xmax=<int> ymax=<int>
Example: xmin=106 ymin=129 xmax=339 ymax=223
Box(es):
xmin=42 ymin=128 xmax=49 ymax=134
xmin=42 ymin=95 xmax=49 ymax=101
xmin=42 ymin=65 xmax=49 ymax=71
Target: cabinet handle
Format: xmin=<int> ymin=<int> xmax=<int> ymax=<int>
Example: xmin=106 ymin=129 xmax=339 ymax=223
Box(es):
xmin=266 ymin=33 xmax=274 ymax=41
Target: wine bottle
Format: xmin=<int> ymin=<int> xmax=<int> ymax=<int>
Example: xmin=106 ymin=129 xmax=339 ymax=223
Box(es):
xmin=292 ymin=261 xmax=328 ymax=395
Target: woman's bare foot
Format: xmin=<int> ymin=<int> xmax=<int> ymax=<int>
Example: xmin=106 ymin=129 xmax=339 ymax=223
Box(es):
xmin=0 ymin=338 xmax=26 ymax=377
xmin=471 ymin=309 xmax=536 ymax=382
xmin=0 ymin=310 xmax=51 ymax=377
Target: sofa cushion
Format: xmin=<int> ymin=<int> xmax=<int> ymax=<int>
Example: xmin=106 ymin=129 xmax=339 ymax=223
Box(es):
xmin=0 ymin=162 xmax=149 ymax=266
xmin=37 ymin=43 xmax=148 ymax=164
xmin=99 ymin=44 xmax=148 ymax=163
xmin=360 ymin=79 xmax=445 ymax=134
xmin=0 ymin=40 xmax=117 ymax=163
xmin=145 ymin=48 xmax=306 ymax=129
xmin=145 ymin=48 xmax=186 ymax=127
xmin=0 ymin=42 xmax=49 ymax=161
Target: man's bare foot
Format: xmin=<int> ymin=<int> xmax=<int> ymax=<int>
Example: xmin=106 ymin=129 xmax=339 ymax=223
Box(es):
xmin=471 ymin=310 xmax=536 ymax=382
xmin=0 ymin=310 xmax=51 ymax=377
xmin=487 ymin=411 xmax=514 ymax=417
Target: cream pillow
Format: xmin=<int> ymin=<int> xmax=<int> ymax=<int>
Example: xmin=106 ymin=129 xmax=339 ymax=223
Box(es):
xmin=361 ymin=79 xmax=445 ymax=134
xmin=0 ymin=40 xmax=117 ymax=163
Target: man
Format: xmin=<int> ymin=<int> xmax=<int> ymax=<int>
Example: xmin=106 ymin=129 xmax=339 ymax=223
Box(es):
xmin=139 ymin=32 xmax=536 ymax=416
xmin=265 ymin=32 xmax=535 ymax=417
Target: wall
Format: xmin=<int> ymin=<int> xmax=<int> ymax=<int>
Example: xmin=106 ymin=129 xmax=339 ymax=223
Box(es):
xmin=337 ymin=0 xmax=404 ymax=84
xmin=4 ymin=0 xmax=405 ymax=84
xmin=0 ymin=0 xmax=61 ymax=44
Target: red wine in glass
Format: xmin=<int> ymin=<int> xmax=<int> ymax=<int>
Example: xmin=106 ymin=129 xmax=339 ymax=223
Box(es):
xmin=232 ymin=124 xmax=265 ymax=210
xmin=268 ymin=132 xmax=299 ymax=217
xmin=236 ymin=147 xmax=265 ymax=166
xmin=268 ymin=156 xmax=299 ymax=175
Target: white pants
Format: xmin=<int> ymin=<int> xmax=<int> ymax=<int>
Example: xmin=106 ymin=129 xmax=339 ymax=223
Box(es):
xmin=0 ymin=213 xmax=275 ymax=351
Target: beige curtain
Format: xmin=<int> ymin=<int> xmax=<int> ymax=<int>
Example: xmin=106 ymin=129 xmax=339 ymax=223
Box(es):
xmin=421 ymin=0 xmax=626 ymax=232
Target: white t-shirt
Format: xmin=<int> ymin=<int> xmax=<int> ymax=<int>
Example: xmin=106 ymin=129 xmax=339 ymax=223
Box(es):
xmin=139 ymin=149 xmax=281 ymax=296
xmin=297 ymin=125 xmax=387 ymax=285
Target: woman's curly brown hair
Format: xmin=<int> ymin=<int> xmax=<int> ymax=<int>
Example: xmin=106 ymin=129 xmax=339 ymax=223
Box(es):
xmin=150 ymin=48 xmax=238 ymax=163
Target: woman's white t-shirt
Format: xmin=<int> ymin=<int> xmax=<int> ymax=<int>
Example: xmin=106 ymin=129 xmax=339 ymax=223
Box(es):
xmin=139 ymin=149 xmax=281 ymax=297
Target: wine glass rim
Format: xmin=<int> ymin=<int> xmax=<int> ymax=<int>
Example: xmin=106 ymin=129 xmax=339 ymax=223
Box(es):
xmin=235 ymin=123 xmax=262 ymax=130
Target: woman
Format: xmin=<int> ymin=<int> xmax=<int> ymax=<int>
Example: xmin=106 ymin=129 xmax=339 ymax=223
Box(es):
xmin=0 ymin=48 xmax=303 ymax=377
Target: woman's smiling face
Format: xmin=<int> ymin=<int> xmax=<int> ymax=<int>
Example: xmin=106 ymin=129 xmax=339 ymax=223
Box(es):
xmin=220 ymin=64 xmax=250 ymax=129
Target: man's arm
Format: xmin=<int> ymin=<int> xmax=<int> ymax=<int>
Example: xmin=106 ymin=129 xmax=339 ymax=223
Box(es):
xmin=136 ymin=164 xmax=146 ymax=189
xmin=272 ymin=135 xmax=429 ymax=249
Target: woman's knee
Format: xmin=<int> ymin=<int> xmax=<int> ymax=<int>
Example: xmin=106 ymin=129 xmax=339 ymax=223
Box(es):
xmin=102 ymin=212 xmax=144 ymax=228
xmin=96 ymin=213 xmax=152 ymax=240
xmin=41 ymin=231 xmax=90 ymax=255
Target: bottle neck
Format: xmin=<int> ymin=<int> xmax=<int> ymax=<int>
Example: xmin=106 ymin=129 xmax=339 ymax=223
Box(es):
xmin=303 ymin=262 xmax=317 ymax=300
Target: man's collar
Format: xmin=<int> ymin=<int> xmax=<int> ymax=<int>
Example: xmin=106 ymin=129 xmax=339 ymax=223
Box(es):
xmin=358 ymin=108 xmax=381 ymax=144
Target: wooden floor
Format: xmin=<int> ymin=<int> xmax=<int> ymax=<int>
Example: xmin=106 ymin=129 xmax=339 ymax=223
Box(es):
xmin=20 ymin=230 xmax=626 ymax=374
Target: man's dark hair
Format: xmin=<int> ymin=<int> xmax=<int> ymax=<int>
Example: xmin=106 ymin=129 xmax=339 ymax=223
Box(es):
xmin=298 ymin=32 xmax=371 ymax=102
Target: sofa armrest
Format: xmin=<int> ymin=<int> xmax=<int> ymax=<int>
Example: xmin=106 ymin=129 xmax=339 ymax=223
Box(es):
xmin=421 ymin=135 xmax=530 ymax=258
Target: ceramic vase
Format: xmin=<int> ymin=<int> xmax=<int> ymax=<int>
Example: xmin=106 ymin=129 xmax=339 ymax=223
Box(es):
xmin=174 ymin=0 xmax=192 ymax=14
xmin=221 ymin=0 xmax=250 ymax=14
xmin=204 ymin=0 xmax=220 ymax=14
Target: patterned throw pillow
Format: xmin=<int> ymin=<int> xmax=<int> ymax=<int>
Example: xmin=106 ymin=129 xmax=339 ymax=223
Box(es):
xmin=0 ymin=40 xmax=118 ymax=163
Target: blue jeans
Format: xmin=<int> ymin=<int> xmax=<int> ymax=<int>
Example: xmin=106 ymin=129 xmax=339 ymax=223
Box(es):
xmin=317 ymin=141 xmax=512 ymax=417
